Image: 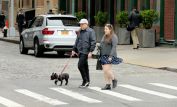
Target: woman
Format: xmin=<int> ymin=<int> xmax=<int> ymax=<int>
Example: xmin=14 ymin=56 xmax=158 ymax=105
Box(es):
xmin=99 ymin=24 xmax=122 ymax=90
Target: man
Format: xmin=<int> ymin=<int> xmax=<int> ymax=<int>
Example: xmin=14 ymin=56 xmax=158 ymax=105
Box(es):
xmin=128 ymin=8 xmax=141 ymax=49
xmin=72 ymin=19 xmax=96 ymax=88
xmin=16 ymin=9 xmax=26 ymax=37
xmin=0 ymin=12 xmax=5 ymax=30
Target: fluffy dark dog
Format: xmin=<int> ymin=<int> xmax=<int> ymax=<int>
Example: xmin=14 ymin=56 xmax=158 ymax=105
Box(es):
xmin=50 ymin=73 xmax=69 ymax=86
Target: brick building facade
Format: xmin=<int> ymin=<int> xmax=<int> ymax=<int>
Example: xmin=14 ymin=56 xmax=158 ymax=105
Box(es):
xmin=164 ymin=0 xmax=175 ymax=40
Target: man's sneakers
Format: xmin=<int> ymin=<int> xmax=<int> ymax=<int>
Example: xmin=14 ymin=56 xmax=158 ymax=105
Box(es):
xmin=78 ymin=79 xmax=117 ymax=89
xmin=79 ymin=82 xmax=90 ymax=88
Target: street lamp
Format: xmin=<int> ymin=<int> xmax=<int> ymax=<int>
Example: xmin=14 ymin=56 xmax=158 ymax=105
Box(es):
xmin=9 ymin=0 xmax=15 ymax=36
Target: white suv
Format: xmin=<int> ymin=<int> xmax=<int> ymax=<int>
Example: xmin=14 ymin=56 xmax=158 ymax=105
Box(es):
xmin=19 ymin=14 xmax=80 ymax=57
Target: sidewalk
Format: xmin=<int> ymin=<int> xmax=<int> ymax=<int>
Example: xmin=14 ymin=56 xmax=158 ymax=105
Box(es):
xmin=0 ymin=31 xmax=19 ymax=44
xmin=118 ymin=45 xmax=177 ymax=71
xmin=0 ymin=32 xmax=177 ymax=71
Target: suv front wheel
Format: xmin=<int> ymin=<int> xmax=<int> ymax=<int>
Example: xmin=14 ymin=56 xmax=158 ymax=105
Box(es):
xmin=19 ymin=39 xmax=28 ymax=54
xmin=34 ymin=39 xmax=43 ymax=57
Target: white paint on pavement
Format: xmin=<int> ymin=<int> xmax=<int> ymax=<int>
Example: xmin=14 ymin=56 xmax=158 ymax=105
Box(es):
xmin=149 ymin=83 xmax=177 ymax=91
xmin=15 ymin=89 xmax=67 ymax=106
xmin=119 ymin=84 xmax=177 ymax=99
xmin=89 ymin=87 xmax=142 ymax=101
xmin=0 ymin=96 xmax=24 ymax=107
xmin=50 ymin=87 xmax=102 ymax=103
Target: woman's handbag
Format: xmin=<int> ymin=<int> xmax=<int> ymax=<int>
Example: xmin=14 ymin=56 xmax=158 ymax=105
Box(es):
xmin=96 ymin=45 xmax=102 ymax=70
xmin=96 ymin=58 xmax=102 ymax=70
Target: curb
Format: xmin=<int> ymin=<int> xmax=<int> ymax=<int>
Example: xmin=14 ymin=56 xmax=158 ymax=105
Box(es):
xmin=158 ymin=67 xmax=177 ymax=73
xmin=0 ymin=38 xmax=19 ymax=44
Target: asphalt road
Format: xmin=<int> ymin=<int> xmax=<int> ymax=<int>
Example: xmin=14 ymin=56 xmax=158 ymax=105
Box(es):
xmin=1 ymin=41 xmax=177 ymax=107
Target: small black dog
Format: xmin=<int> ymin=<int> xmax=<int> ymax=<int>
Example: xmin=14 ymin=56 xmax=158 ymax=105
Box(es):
xmin=50 ymin=72 xmax=69 ymax=86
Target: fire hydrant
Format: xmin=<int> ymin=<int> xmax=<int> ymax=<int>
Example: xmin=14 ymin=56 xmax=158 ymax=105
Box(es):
xmin=3 ymin=26 xmax=8 ymax=37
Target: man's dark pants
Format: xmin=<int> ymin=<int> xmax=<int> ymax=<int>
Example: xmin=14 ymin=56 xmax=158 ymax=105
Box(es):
xmin=18 ymin=25 xmax=23 ymax=36
xmin=78 ymin=53 xmax=90 ymax=84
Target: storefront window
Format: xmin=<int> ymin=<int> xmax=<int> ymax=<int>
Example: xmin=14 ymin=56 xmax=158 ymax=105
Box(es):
xmin=151 ymin=0 xmax=157 ymax=10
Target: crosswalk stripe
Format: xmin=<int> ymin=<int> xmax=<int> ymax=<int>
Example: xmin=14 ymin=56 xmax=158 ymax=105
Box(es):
xmin=149 ymin=83 xmax=177 ymax=91
xmin=0 ymin=96 xmax=24 ymax=107
xmin=15 ymin=89 xmax=67 ymax=106
xmin=119 ymin=84 xmax=177 ymax=99
xmin=89 ymin=87 xmax=142 ymax=101
xmin=50 ymin=87 xmax=102 ymax=103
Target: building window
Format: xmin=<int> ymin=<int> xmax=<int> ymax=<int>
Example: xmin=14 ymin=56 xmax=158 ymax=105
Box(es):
xmin=151 ymin=0 xmax=157 ymax=10
xmin=21 ymin=0 xmax=31 ymax=8
xmin=19 ymin=0 xmax=20 ymax=8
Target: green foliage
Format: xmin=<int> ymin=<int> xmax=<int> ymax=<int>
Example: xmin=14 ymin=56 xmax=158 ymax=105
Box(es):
xmin=94 ymin=11 xmax=108 ymax=26
xmin=116 ymin=11 xmax=129 ymax=28
xmin=75 ymin=11 xmax=86 ymax=21
xmin=140 ymin=10 xmax=159 ymax=29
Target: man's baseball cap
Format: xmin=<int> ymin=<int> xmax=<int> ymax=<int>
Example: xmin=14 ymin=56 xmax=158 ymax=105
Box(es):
xmin=79 ymin=19 xmax=88 ymax=24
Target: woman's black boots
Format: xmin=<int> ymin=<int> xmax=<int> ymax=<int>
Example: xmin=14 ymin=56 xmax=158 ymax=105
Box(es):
xmin=101 ymin=84 xmax=111 ymax=90
xmin=112 ymin=79 xmax=117 ymax=88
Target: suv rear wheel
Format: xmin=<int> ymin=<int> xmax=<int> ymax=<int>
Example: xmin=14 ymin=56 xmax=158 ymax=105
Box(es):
xmin=34 ymin=39 xmax=43 ymax=57
xmin=19 ymin=39 xmax=28 ymax=54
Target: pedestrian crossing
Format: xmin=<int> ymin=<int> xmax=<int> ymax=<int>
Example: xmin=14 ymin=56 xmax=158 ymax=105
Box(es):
xmin=15 ymin=89 xmax=67 ymax=106
xmin=1 ymin=82 xmax=177 ymax=106
xmin=0 ymin=96 xmax=24 ymax=107
xmin=50 ymin=87 xmax=102 ymax=103
xmin=119 ymin=84 xmax=177 ymax=99
xmin=89 ymin=87 xmax=142 ymax=101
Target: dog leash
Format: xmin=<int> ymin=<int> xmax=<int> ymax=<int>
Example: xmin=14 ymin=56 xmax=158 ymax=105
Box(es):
xmin=60 ymin=55 xmax=72 ymax=75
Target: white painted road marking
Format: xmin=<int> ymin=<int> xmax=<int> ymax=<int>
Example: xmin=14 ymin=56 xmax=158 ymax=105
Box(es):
xmin=0 ymin=96 xmax=24 ymax=107
xmin=15 ymin=89 xmax=67 ymax=106
xmin=119 ymin=84 xmax=177 ymax=99
xmin=50 ymin=87 xmax=102 ymax=103
xmin=149 ymin=83 xmax=177 ymax=91
xmin=89 ymin=87 xmax=142 ymax=101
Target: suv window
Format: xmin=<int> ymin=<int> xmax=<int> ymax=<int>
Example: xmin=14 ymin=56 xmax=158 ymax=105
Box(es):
xmin=46 ymin=17 xmax=79 ymax=26
xmin=31 ymin=16 xmax=44 ymax=27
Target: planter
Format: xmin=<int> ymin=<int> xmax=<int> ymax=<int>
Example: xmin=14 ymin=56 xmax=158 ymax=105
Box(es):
xmin=142 ymin=29 xmax=155 ymax=48
xmin=116 ymin=27 xmax=130 ymax=44
xmin=138 ymin=28 xmax=155 ymax=48
xmin=93 ymin=26 xmax=104 ymax=42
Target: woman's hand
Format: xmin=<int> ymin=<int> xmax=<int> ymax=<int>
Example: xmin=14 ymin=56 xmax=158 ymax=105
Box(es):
xmin=108 ymin=57 xmax=112 ymax=62
xmin=88 ymin=52 xmax=92 ymax=58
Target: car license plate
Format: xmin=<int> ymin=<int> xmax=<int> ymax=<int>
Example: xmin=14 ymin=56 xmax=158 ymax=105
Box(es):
xmin=61 ymin=31 xmax=69 ymax=35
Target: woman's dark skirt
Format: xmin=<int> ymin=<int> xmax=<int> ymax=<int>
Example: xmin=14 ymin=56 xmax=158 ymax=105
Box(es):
xmin=100 ymin=55 xmax=123 ymax=65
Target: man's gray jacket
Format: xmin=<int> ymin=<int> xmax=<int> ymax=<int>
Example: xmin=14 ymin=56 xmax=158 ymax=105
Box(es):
xmin=73 ymin=27 xmax=96 ymax=54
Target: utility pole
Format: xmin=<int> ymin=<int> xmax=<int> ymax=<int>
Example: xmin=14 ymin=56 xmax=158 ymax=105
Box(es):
xmin=72 ymin=0 xmax=75 ymax=15
xmin=9 ymin=0 xmax=16 ymax=36
xmin=0 ymin=0 xmax=2 ymax=14
xmin=88 ymin=0 xmax=90 ymax=22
